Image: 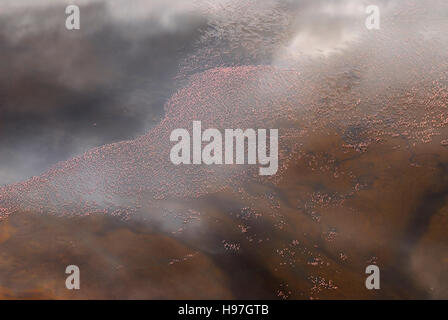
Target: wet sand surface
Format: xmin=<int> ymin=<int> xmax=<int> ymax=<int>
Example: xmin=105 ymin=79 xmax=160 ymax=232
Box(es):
xmin=0 ymin=0 xmax=447 ymax=299
xmin=0 ymin=131 xmax=447 ymax=299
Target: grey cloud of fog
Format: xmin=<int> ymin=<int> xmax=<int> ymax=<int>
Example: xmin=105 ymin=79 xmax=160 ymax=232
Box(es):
xmin=0 ymin=0 xmax=207 ymax=185
xmin=177 ymin=0 xmax=394 ymax=75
